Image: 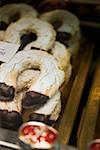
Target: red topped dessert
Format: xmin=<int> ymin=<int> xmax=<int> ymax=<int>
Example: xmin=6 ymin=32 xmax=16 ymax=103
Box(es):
xmin=18 ymin=121 xmax=58 ymax=149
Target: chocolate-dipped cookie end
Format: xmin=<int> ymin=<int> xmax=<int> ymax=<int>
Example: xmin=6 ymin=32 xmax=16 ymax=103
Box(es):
xmin=0 ymin=83 xmax=15 ymax=101
xmin=22 ymin=91 xmax=49 ymax=109
xmin=0 ymin=110 xmax=22 ymax=129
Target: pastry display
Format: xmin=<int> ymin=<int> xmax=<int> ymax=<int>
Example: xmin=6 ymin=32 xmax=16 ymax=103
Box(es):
xmin=18 ymin=121 xmax=58 ymax=149
xmin=0 ymin=50 xmax=64 ymax=128
xmin=0 ymin=3 xmax=81 ymax=129
xmin=0 ymin=3 xmax=38 ymax=41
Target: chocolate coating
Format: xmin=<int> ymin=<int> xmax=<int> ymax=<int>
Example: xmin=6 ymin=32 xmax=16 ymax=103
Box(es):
xmin=56 ymin=31 xmax=71 ymax=47
xmin=19 ymin=33 xmax=37 ymax=50
xmin=56 ymin=31 xmax=71 ymax=40
xmin=29 ymin=113 xmax=54 ymax=126
xmin=0 ymin=21 xmax=8 ymax=30
xmin=0 ymin=110 xmax=22 ymax=129
xmin=22 ymin=91 xmax=49 ymax=109
xmin=0 ymin=83 xmax=15 ymax=101
xmin=52 ymin=20 xmax=62 ymax=30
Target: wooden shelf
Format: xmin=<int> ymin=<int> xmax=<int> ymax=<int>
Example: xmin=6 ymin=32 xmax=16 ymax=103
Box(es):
xmin=54 ymin=41 xmax=100 ymax=149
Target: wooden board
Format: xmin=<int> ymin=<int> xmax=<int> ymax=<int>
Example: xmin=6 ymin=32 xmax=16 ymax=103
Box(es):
xmin=57 ymin=43 xmax=94 ymax=144
xmin=77 ymin=58 xmax=100 ymax=149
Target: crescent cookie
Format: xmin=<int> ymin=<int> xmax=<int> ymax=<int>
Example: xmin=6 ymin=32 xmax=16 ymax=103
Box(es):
xmin=4 ymin=18 xmax=56 ymax=50
xmin=17 ymin=41 xmax=71 ymax=97
xmin=40 ymin=9 xmax=80 ymax=35
xmin=24 ymin=41 xmax=72 ymax=83
xmin=18 ymin=72 xmax=61 ymax=122
xmin=0 ymin=3 xmax=38 ymax=41
xmin=0 ymin=50 xmax=64 ymax=104
xmin=40 ymin=9 xmax=81 ymax=55
xmin=21 ymin=40 xmax=72 ymax=88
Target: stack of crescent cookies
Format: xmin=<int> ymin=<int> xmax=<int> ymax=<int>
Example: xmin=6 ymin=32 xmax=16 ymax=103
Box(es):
xmin=0 ymin=3 xmax=81 ymax=129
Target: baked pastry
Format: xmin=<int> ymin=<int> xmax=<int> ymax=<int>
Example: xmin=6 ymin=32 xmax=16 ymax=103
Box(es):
xmin=40 ymin=9 xmax=81 ymax=56
xmin=4 ymin=18 xmax=56 ymax=51
xmin=23 ymin=41 xmax=72 ymax=84
xmin=0 ymin=50 xmax=64 ymax=107
xmin=17 ymin=69 xmax=61 ymax=124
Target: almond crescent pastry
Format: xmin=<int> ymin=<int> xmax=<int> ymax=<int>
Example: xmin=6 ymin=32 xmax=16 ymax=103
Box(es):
xmin=17 ymin=41 xmax=71 ymax=101
xmin=23 ymin=41 xmax=72 ymax=82
xmin=4 ymin=18 xmax=56 ymax=50
xmin=0 ymin=50 xmax=64 ymax=108
xmin=40 ymin=9 xmax=80 ymax=36
xmin=0 ymin=3 xmax=38 ymax=41
xmin=40 ymin=9 xmax=81 ymax=55
xmin=17 ymin=70 xmax=62 ymax=123
xmin=17 ymin=66 xmax=71 ymax=123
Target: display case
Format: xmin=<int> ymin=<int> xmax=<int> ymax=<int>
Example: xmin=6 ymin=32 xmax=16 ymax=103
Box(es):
xmin=0 ymin=0 xmax=100 ymax=149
